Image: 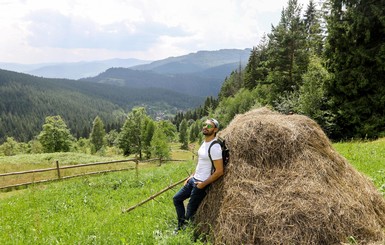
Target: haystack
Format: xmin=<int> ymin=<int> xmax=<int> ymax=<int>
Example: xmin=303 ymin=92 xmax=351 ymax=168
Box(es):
xmin=195 ymin=108 xmax=385 ymax=245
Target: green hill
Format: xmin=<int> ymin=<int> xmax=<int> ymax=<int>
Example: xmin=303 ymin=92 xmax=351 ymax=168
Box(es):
xmin=0 ymin=69 xmax=203 ymax=143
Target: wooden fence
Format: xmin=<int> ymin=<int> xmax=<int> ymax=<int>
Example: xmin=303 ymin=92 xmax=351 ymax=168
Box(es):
xmin=0 ymin=158 xmax=186 ymax=191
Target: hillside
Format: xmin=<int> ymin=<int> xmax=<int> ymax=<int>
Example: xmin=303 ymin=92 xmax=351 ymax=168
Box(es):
xmin=0 ymin=69 xmax=202 ymax=143
xmin=0 ymin=49 xmax=253 ymax=143
xmin=82 ymin=68 xmax=220 ymax=98
xmin=81 ymin=49 xmax=251 ymax=98
xmin=132 ymin=48 xmax=251 ymax=74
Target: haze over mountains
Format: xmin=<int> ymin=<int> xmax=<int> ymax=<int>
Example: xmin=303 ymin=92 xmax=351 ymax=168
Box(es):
xmin=0 ymin=58 xmax=150 ymax=80
xmin=1 ymin=48 xmax=251 ymax=81
xmin=0 ymin=48 xmax=252 ymax=143
xmin=81 ymin=49 xmax=251 ymax=98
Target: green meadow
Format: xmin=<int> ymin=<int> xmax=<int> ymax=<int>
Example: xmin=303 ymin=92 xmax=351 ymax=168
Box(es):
xmin=333 ymin=138 xmax=385 ymax=191
xmin=0 ymin=139 xmax=384 ymax=244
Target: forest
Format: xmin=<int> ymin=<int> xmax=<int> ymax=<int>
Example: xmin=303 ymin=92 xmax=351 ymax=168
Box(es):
xmin=175 ymin=0 xmax=385 ymax=141
xmin=0 ymin=69 xmax=202 ymax=144
xmin=0 ymin=0 xmax=384 ymax=156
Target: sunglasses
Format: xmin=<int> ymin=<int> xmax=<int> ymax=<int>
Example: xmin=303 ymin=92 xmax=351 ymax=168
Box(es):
xmin=203 ymin=123 xmax=215 ymax=129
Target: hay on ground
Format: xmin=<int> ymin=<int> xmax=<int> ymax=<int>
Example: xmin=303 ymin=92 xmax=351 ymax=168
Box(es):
xmin=195 ymin=107 xmax=385 ymax=245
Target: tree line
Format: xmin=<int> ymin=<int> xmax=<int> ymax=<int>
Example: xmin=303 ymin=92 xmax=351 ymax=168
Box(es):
xmin=175 ymin=0 xmax=385 ymax=140
xmin=1 ymin=0 xmax=384 ymax=156
xmin=0 ymin=107 xmax=181 ymax=159
xmin=0 ymin=68 xmax=203 ymax=144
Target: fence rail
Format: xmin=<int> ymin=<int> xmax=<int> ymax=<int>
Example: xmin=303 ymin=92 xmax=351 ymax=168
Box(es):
xmin=0 ymin=158 xmax=186 ymax=191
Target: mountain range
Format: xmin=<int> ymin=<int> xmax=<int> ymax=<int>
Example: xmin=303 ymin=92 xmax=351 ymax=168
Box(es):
xmin=0 ymin=58 xmax=150 ymax=80
xmin=81 ymin=49 xmax=251 ymax=98
xmin=0 ymin=48 xmax=251 ymax=81
xmin=0 ymin=48 xmax=252 ymax=143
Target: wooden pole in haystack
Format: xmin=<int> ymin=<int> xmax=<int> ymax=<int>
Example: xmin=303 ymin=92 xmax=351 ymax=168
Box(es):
xmin=122 ymin=177 xmax=187 ymax=213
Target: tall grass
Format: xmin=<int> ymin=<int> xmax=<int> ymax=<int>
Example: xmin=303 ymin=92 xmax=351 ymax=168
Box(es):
xmin=0 ymin=139 xmax=383 ymax=244
xmin=333 ymin=138 xmax=385 ymax=194
xmin=0 ymin=160 xmax=206 ymax=244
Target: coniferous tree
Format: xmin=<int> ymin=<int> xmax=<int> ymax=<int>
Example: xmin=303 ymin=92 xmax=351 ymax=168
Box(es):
xmin=189 ymin=121 xmax=201 ymax=143
xmin=324 ymin=0 xmax=385 ymax=139
xmin=218 ymin=72 xmax=241 ymax=99
xmin=244 ymin=47 xmax=259 ymax=90
xmin=244 ymin=37 xmax=269 ymax=91
xmin=178 ymin=119 xmax=189 ymax=150
xmin=143 ymin=119 xmax=155 ymax=159
xmin=90 ymin=116 xmax=106 ymax=153
xmin=218 ymin=61 xmax=245 ymax=100
xmin=304 ymin=0 xmax=324 ymax=55
xmin=266 ymin=0 xmax=309 ymax=104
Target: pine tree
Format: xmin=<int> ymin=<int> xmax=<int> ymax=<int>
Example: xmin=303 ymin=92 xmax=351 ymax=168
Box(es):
xmin=266 ymin=0 xmax=309 ymax=104
xmin=324 ymin=0 xmax=385 ymax=139
xmin=218 ymin=71 xmax=242 ymax=99
xmin=143 ymin=119 xmax=155 ymax=159
xmin=244 ymin=37 xmax=269 ymax=90
xmin=178 ymin=119 xmax=189 ymax=150
xmin=304 ymin=0 xmax=324 ymax=55
xmin=90 ymin=116 xmax=106 ymax=153
xmin=244 ymin=47 xmax=259 ymax=90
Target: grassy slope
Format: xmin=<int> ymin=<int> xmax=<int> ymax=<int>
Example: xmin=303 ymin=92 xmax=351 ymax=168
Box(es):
xmin=333 ymin=138 xmax=385 ymax=191
xmin=0 ymin=161 xmax=202 ymax=244
xmin=0 ymin=139 xmax=384 ymax=244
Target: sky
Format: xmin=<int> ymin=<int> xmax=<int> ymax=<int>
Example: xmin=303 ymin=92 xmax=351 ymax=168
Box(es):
xmin=0 ymin=0 xmax=311 ymax=64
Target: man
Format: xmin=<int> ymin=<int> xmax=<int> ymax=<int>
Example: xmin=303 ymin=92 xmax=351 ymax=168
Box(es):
xmin=173 ymin=118 xmax=224 ymax=231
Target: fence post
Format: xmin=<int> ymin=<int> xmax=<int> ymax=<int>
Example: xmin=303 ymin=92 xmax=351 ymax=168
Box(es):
xmin=56 ymin=160 xmax=61 ymax=179
xmin=135 ymin=159 xmax=139 ymax=179
xmin=189 ymin=143 xmax=195 ymax=160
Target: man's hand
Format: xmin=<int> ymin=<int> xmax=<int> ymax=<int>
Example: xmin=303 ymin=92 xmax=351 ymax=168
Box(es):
xmin=194 ymin=181 xmax=205 ymax=189
xmin=194 ymin=159 xmax=224 ymax=189
xmin=184 ymin=175 xmax=193 ymax=185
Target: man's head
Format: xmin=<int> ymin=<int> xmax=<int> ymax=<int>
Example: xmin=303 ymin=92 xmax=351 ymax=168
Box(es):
xmin=202 ymin=118 xmax=219 ymax=137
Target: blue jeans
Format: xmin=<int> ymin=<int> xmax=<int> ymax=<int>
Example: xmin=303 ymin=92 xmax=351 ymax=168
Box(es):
xmin=173 ymin=177 xmax=208 ymax=229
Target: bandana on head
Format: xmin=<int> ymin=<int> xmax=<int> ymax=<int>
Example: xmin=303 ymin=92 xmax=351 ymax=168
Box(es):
xmin=210 ymin=118 xmax=219 ymax=128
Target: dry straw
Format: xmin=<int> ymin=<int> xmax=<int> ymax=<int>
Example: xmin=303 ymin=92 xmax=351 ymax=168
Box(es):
xmin=195 ymin=107 xmax=385 ymax=245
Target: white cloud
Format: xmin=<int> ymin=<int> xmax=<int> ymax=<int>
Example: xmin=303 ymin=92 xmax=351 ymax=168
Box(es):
xmin=0 ymin=0 xmax=312 ymax=63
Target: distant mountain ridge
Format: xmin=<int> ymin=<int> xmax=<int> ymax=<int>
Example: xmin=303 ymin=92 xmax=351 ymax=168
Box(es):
xmin=0 ymin=49 xmax=251 ymax=80
xmin=132 ymin=48 xmax=251 ymax=74
xmin=0 ymin=58 xmax=151 ymax=80
xmin=0 ymin=48 xmax=252 ymax=143
xmin=82 ymin=49 xmax=252 ymax=98
xmin=0 ymin=69 xmax=202 ymax=143
xmin=82 ymin=68 xmax=218 ymax=97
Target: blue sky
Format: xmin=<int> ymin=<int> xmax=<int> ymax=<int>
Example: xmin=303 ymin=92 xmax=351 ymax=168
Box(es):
xmin=0 ymin=0 xmax=312 ymax=64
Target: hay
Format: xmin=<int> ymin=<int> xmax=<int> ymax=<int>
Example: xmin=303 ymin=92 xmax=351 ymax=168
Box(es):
xmin=195 ymin=107 xmax=385 ymax=245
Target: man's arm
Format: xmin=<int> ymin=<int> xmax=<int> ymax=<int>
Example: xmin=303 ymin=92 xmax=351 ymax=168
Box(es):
xmin=195 ymin=158 xmax=224 ymax=189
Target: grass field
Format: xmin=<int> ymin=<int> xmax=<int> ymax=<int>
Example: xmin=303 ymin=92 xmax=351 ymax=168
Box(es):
xmin=0 ymin=160 xmax=202 ymax=244
xmin=333 ymin=137 xmax=385 ymax=192
xmin=0 ymin=139 xmax=384 ymax=244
